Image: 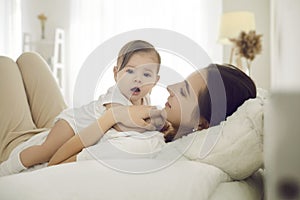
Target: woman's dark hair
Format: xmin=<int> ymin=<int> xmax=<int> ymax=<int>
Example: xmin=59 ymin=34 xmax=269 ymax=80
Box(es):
xmin=117 ymin=40 xmax=161 ymax=71
xmin=199 ymin=64 xmax=256 ymax=127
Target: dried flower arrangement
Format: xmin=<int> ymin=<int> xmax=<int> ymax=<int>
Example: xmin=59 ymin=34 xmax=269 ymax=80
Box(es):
xmin=230 ymin=30 xmax=262 ymax=74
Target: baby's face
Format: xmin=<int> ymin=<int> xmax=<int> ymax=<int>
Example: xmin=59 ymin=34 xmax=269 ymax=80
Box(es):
xmin=115 ymin=52 xmax=160 ymax=105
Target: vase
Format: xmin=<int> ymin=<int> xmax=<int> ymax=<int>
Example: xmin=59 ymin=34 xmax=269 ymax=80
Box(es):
xmin=234 ymin=55 xmax=251 ymax=76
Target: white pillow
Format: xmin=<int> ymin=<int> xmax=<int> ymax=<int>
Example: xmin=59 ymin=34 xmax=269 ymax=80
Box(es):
xmin=159 ymin=88 xmax=268 ymax=180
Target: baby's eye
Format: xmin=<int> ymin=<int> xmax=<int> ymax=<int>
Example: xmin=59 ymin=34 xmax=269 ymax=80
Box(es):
xmin=126 ymin=69 xmax=134 ymax=74
xmin=144 ymin=73 xmax=152 ymax=77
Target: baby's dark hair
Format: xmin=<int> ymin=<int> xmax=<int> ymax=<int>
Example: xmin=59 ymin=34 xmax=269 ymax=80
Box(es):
xmin=199 ymin=64 xmax=257 ymax=127
xmin=117 ymin=40 xmax=161 ymax=72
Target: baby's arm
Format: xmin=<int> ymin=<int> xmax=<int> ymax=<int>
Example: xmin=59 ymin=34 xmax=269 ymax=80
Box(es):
xmin=48 ymin=108 xmax=116 ymax=165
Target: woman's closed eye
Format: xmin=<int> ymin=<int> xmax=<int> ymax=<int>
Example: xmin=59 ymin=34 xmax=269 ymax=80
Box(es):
xmin=180 ymin=88 xmax=187 ymax=97
xmin=180 ymin=80 xmax=190 ymax=97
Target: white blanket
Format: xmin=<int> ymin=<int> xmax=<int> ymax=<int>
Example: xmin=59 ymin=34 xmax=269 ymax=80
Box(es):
xmin=0 ymin=159 xmax=231 ymax=200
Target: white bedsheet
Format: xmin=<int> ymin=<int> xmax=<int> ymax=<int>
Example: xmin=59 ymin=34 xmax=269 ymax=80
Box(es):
xmin=0 ymin=159 xmax=231 ymax=200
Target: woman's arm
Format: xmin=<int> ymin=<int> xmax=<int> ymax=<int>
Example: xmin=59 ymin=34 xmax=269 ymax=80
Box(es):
xmin=48 ymin=105 xmax=159 ymax=166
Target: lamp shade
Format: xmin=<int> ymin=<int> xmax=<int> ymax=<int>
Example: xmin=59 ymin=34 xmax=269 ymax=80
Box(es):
xmin=218 ymin=11 xmax=256 ymax=45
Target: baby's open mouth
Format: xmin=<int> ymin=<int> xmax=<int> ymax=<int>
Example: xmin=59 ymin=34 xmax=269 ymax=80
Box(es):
xmin=131 ymin=87 xmax=141 ymax=93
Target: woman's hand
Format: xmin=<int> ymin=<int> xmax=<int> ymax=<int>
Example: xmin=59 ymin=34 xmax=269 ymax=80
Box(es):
xmin=110 ymin=105 xmax=165 ymax=131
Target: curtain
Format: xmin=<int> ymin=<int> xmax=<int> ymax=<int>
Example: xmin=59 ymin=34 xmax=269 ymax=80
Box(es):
xmin=0 ymin=0 xmax=22 ymax=59
xmin=68 ymin=0 xmax=222 ymax=106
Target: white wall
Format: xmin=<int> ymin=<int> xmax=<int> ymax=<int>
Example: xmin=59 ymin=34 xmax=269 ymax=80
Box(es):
xmin=271 ymin=0 xmax=300 ymax=91
xmin=0 ymin=0 xmax=6 ymax=54
xmin=21 ymin=0 xmax=223 ymax=106
xmin=21 ymin=0 xmax=71 ymax=43
xmin=0 ymin=0 xmax=22 ymax=59
xmin=222 ymin=0 xmax=271 ymax=90
xmin=20 ymin=0 xmax=273 ymax=102
xmin=67 ymin=0 xmax=223 ymax=106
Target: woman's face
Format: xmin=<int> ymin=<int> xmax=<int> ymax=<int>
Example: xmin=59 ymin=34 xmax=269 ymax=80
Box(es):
xmin=164 ymin=70 xmax=207 ymax=131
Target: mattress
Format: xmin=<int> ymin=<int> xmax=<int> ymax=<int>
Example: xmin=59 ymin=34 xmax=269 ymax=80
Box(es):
xmin=0 ymin=159 xmax=263 ymax=200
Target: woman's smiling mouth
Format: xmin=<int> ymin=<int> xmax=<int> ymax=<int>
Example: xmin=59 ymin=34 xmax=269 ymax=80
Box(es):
xmin=165 ymin=102 xmax=171 ymax=108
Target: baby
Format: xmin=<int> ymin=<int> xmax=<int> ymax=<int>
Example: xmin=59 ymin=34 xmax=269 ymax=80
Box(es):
xmin=56 ymin=40 xmax=167 ymax=161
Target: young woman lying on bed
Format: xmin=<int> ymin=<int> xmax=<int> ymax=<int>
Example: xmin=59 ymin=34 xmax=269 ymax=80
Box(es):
xmin=0 ymin=52 xmax=256 ymax=176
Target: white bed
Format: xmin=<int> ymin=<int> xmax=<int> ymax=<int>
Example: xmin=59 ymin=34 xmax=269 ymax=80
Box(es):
xmin=0 ymin=159 xmax=263 ymax=200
